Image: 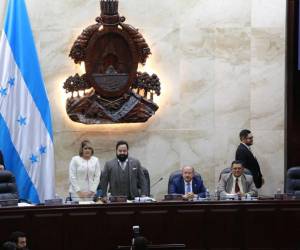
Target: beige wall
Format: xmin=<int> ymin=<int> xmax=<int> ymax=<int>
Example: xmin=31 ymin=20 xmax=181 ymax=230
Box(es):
xmin=0 ymin=0 xmax=286 ymax=198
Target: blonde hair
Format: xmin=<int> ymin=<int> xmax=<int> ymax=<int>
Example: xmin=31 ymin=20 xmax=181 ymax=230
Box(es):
xmin=79 ymin=140 xmax=94 ymax=156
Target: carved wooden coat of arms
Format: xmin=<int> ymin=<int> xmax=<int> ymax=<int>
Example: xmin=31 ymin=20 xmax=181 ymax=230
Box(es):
xmin=63 ymin=0 xmax=161 ymax=124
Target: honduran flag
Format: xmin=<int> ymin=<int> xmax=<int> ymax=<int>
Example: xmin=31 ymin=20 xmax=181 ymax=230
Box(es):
xmin=0 ymin=0 xmax=55 ymax=203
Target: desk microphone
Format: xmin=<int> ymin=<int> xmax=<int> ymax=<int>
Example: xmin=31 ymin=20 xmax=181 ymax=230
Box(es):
xmin=150 ymin=177 xmax=163 ymax=189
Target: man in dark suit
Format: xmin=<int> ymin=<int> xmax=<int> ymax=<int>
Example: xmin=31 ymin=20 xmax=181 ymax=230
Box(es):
xmin=169 ymin=165 xmax=206 ymax=199
xmin=235 ymin=129 xmax=264 ymax=188
xmin=0 ymin=150 xmax=4 ymax=170
xmin=100 ymin=140 xmax=147 ymax=200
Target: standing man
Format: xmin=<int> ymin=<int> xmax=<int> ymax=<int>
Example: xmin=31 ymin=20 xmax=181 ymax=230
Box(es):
xmin=168 ymin=165 xmax=206 ymax=200
xmin=100 ymin=140 xmax=147 ymax=200
xmin=235 ymin=129 xmax=264 ymax=188
xmin=217 ymin=160 xmax=257 ymax=197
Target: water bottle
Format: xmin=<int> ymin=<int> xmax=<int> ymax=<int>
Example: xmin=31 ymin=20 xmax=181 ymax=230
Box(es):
xmin=206 ymin=188 xmax=210 ymax=200
xmin=107 ymin=192 xmax=111 ymax=203
xmin=246 ymin=193 xmax=251 ymax=200
xmin=275 ymin=188 xmax=282 ymax=199
xmin=214 ymin=189 xmax=219 ymax=200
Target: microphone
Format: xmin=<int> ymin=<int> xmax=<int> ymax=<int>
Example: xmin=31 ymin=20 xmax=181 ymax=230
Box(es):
xmin=150 ymin=177 xmax=163 ymax=189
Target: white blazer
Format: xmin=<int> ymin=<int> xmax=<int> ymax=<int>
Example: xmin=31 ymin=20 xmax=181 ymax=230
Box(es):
xmin=69 ymin=155 xmax=101 ymax=198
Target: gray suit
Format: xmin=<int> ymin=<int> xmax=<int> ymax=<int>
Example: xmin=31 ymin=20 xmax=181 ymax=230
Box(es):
xmin=217 ymin=173 xmax=257 ymax=197
xmin=100 ymin=156 xmax=147 ymax=199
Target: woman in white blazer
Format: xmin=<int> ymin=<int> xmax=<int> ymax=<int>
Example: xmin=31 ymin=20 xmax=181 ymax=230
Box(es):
xmin=69 ymin=140 xmax=101 ymax=201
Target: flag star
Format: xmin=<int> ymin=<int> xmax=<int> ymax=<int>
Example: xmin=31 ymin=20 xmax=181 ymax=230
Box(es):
xmin=29 ymin=154 xmax=38 ymax=164
xmin=0 ymin=87 xmax=7 ymax=96
xmin=17 ymin=116 xmax=27 ymax=126
xmin=39 ymin=145 xmax=47 ymax=154
xmin=8 ymin=77 xmax=15 ymax=87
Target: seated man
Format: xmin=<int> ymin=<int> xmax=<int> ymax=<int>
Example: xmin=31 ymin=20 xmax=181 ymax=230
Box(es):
xmin=217 ymin=160 xmax=257 ymax=197
xmin=168 ymin=165 xmax=206 ymax=200
xmin=10 ymin=231 xmax=29 ymax=250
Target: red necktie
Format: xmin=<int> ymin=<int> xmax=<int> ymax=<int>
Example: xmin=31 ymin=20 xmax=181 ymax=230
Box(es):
xmin=235 ymin=178 xmax=240 ymax=193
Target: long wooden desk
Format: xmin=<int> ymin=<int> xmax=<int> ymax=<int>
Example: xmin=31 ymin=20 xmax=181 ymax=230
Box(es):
xmin=0 ymin=200 xmax=299 ymax=250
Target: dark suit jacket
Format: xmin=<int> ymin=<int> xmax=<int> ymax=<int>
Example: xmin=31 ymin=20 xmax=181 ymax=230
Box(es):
xmin=235 ymin=143 xmax=263 ymax=188
xmin=0 ymin=150 xmax=4 ymax=167
xmin=168 ymin=175 xmax=206 ymax=198
xmin=100 ymin=156 xmax=147 ymax=199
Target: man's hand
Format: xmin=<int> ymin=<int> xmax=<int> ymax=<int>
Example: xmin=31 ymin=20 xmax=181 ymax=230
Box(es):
xmin=77 ymin=191 xmax=92 ymax=198
xmin=0 ymin=164 xmax=4 ymax=171
xmin=87 ymin=191 xmax=95 ymax=198
xmin=183 ymin=192 xmax=195 ymax=200
xmin=100 ymin=197 xmax=108 ymax=203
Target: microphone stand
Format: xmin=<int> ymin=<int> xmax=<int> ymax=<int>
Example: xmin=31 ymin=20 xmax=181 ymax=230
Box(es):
xmin=150 ymin=177 xmax=163 ymax=189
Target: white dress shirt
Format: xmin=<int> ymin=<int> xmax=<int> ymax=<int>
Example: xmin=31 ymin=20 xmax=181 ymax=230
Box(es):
xmin=118 ymin=158 xmax=129 ymax=170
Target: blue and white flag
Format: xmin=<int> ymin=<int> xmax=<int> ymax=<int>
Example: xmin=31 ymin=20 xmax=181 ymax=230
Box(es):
xmin=0 ymin=0 xmax=55 ymax=203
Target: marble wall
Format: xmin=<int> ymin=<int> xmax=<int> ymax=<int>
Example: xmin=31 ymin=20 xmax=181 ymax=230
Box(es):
xmin=0 ymin=0 xmax=286 ymax=198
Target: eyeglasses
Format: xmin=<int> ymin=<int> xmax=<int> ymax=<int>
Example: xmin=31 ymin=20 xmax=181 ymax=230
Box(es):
xmin=83 ymin=147 xmax=92 ymax=150
xmin=246 ymin=136 xmax=253 ymax=140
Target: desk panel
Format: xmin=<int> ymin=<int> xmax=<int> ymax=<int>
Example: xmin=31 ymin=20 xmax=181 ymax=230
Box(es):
xmin=0 ymin=200 xmax=300 ymax=250
xmin=31 ymin=213 xmax=64 ymax=250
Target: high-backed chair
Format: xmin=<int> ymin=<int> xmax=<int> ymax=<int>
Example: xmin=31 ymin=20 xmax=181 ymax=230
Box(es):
xmin=167 ymin=170 xmax=202 ymax=194
xmin=0 ymin=170 xmax=18 ymax=200
xmin=218 ymin=167 xmax=252 ymax=181
xmin=286 ymin=167 xmax=300 ymax=194
xmin=140 ymin=167 xmax=150 ymax=196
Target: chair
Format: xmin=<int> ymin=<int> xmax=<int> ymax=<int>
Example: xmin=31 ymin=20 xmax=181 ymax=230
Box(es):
xmin=140 ymin=166 xmax=150 ymax=196
xmin=167 ymin=170 xmax=202 ymax=194
xmin=286 ymin=166 xmax=300 ymax=194
xmin=218 ymin=167 xmax=252 ymax=181
xmin=0 ymin=170 xmax=18 ymax=200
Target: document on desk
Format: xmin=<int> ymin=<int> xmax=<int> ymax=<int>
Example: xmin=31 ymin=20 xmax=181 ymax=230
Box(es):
xmin=78 ymin=201 xmax=95 ymax=205
xmin=134 ymin=197 xmax=156 ymax=202
xmin=18 ymin=202 xmax=34 ymax=207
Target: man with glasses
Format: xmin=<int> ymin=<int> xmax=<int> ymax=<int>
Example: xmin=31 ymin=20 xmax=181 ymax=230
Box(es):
xmin=169 ymin=165 xmax=206 ymax=200
xmin=235 ymin=129 xmax=264 ymax=188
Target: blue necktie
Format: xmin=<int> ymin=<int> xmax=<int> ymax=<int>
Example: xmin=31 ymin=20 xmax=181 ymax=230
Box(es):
xmin=186 ymin=183 xmax=191 ymax=193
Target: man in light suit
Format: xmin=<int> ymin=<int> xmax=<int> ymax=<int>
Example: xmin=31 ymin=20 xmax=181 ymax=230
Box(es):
xmin=169 ymin=165 xmax=206 ymax=200
xmin=235 ymin=129 xmax=264 ymax=188
xmin=217 ymin=160 xmax=257 ymax=197
xmin=100 ymin=140 xmax=147 ymax=200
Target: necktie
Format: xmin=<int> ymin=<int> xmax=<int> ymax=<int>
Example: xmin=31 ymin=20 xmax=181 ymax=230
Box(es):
xmin=186 ymin=183 xmax=191 ymax=193
xmin=235 ymin=178 xmax=240 ymax=193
